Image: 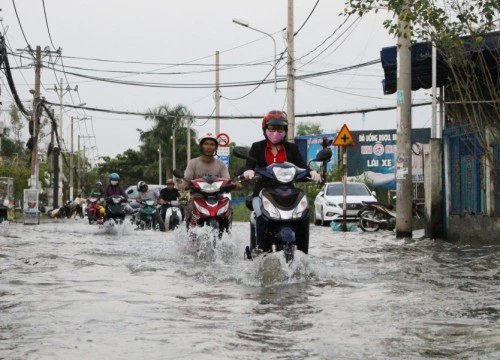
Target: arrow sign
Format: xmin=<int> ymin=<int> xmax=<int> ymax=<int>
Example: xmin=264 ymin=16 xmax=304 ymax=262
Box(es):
xmin=332 ymin=124 xmax=356 ymax=146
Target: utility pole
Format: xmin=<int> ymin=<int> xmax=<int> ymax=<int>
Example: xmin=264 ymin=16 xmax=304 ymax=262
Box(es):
xmin=172 ymin=129 xmax=176 ymax=173
xmin=53 ymin=78 xmax=78 ymax=206
xmin=286 ymin=0 xmax=295 ymax=142
xmin=187 ymin=117 xmax=191 ymax=162
xmin=215 ymin=51 xmax=220 ymax=135
xmin=158 ymin=144 xmax=162 ymax=185
xmin=70 ymin=117 xmax=74 ymax=201
xmin=30 ymin=46 xmax=41 ymax=190
xmin=77 ymin=135 xmax=81 ymax=193
xmin=395 ymin=1 xmax=413 ymax=238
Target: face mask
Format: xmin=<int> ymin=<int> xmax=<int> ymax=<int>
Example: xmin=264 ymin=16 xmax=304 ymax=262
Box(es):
xmin=266 ymin=129 xmax=286 ymax=144
xmin=110 ymin=180 xmax=118 ymax=186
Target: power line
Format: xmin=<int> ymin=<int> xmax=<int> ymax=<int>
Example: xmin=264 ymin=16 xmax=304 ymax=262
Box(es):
xmin=11 ymin=0 xmax=30 ymax=47
xmin=41 ymin=0 xmax=57 ymax=49
xmin=294 ymin=0 xmax=320 ymax=36
xmin=42 ymin=99 xmax=432 ymax=119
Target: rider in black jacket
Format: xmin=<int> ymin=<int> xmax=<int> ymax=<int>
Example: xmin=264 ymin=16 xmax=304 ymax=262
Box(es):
xmin=242 ymin=110 xmax=321 ymax=253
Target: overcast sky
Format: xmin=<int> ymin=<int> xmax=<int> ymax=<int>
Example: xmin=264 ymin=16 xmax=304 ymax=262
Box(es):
xmin=1 ymin=0 xmax=433 ymax=163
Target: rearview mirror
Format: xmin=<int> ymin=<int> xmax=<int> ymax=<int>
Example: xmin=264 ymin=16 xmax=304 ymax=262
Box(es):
xmin=173 ymin=169 xmax=184 ymax=179
xmin=311 ymin=148 xmax=332 ymax=163
xmin=233 ymin=146 xmax=250 ymax=160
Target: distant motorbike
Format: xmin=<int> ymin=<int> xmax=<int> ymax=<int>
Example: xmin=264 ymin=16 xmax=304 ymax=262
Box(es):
xmin=137 ymin=199 xmax=159 ymax=230
xmin=105 ymin=195 xmax=128 ymax=224
xmin=358 ymin=200 xmax=424 ymax=232
xmin=51 ymin=200 xmax=73 ymax=219
xmin=173 ymin=169 xmax=234 ymax=242
xmin=233 ymin=146 xmax=332 ymax=263
xmin=162 ymin=200 xmax=183 ymax=230
xmin=87 ymin=196 xmax=104 ymax=225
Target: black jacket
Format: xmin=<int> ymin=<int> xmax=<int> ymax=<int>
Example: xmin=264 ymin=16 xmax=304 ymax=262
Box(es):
xmin=244 ymin=140 xmax=308 ymax=196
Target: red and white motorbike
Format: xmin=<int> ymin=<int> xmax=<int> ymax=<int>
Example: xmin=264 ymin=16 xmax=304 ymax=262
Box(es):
xmin=173 ymin=170 xmax=234 ymax=240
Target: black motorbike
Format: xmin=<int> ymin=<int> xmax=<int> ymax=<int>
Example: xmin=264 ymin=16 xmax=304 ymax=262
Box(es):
xmin=105 ymin=195 xmax=128 ymax=224
xmin=233 ymin=146 xmax=332 ymax=263
xmin=358 ymin=200 xmax=424 ymax=232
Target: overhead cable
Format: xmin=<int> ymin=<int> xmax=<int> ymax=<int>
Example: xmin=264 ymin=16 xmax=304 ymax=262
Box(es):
xmin=42 ymin=99 xmax=432 ymax=119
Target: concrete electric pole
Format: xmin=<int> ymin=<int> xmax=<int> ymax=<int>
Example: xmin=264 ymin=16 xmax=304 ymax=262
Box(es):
xmin=30 ymin=46 xmax=42 ymax=190
xmin=215 ymin=51 xmax=220 ymax=136
xmin=395 ymin=1 xmax=413 ymax=238
xmin=286 ymin=0 xmax=295 ymax=142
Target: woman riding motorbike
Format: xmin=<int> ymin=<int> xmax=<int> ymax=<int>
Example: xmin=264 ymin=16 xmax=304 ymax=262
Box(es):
xmin=242 ymin=110 xmax=321 ymax=254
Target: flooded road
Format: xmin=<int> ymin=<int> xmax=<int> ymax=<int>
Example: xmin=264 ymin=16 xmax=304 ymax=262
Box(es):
xmin=1 ymin=220 xmax=499 ymax=359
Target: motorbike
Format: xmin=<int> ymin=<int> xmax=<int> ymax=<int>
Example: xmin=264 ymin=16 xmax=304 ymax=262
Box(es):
xmin=105 ymin=195 xmax=128 ymax=224
xmin=233 ymin=146 xmax=332 ymax=263
xmin=173 ymin=169 xmax=234 ymax=242
xmin=136 ymin=199 xmax=159 ymax=230
xmin=87 ymin=196 xmax=104 ymax=225
xmin=358 ymin=200 xmax=424 ymax=232
xmin=50 ymin=200 xmax=73 ymax=219
xmin=162 ymin=200 xmax=183 ymax=231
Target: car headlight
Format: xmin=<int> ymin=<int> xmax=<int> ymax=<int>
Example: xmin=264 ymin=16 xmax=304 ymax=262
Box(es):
xmin=326 ymin=201 xmax=338 ymax=207
xmin=217 ymin=202 xmax=229 ymax=215
xmin=262 ymin=196 xmax=281 ymax=220
xmin=272 ymin=167 xmax=296 ymax=183
xmin=194 ymin=202 xmax=210 ymax=215
xmin=292 ymin=195 xmax=308 ymax=219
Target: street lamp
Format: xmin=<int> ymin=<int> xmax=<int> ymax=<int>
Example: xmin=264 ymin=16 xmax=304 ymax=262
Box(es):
xmin=232 ymin=18 xmax=277 ymax=92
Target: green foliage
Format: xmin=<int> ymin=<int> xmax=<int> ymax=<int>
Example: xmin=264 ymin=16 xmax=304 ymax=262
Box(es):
xmin=232 ymin=203 xmax=251 ymax=222
xmin=297 ymin=121 xmax=324 ymax=136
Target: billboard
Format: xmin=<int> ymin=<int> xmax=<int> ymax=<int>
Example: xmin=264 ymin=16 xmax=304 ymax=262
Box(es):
xmin=295 ymin=128 xmax=431 ymax=190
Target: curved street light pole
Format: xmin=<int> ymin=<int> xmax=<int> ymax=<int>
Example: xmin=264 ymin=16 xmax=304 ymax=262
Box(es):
xmin=232 ymin=19 xmax=277 ymax=93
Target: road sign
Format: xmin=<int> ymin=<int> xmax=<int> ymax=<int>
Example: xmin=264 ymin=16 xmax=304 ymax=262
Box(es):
xmin=217 ymin=146 xmax=230 ymax=167
xmin=217 ymin=133 xmax=230 ymax=147
xmin=332 ymin=124 xmax=356 ymax=146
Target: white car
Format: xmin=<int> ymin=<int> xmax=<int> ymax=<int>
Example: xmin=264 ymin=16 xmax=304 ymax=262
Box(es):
xmin=313 ymin=182 xmax=377 ymax=225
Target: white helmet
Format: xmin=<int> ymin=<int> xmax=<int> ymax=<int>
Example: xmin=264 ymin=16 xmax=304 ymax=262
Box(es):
xmin=137 ymin=181 xmax=147 ymax=191
xmin=199 ymin=132 xmax=218 ymax=146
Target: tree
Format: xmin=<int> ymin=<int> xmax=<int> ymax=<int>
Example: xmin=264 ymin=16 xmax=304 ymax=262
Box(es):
xmin=9 ymin=103 xmax=24 ymax=144
xmin=297 ymin=121 xmax=324 ymax=136
xmin=344 ymin=0 xmax=499 ymax=164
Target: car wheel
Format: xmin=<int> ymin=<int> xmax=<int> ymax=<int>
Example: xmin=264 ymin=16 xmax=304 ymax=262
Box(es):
xmin=314 ymin=208 xmax=321 ymax=226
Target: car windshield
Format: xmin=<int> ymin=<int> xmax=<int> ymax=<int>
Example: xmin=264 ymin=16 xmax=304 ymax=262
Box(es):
xmin=326 ymin=183 xmax=372 ymax=196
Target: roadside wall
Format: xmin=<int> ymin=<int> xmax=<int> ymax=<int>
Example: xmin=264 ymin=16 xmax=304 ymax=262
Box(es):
xmin=448 ymin=214 xmax=500 ymax=245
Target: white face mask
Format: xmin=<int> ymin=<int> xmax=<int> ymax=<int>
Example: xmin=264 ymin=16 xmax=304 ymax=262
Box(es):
xmin=110 ymin=180 xmax=119 ymax=186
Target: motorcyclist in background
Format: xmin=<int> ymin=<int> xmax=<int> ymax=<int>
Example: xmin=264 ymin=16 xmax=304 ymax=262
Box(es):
xmin=159 ymin=179 xmax=182 ymax=220
xmin=242 ymin=110 xmax=321 ymax=253
xmin=136 ymin=180 xmax=163 ymax=230
xmin=103 ymin=173 xmax=133 ymax=213
xmin=88 ymin=181 xmax=106 ymax=219
xmin=89 ymin=181 xmax=105 ymax=198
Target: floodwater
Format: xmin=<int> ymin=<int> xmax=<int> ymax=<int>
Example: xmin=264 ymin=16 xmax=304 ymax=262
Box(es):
xmin=1 ymin=219 xmax=499 ymax=360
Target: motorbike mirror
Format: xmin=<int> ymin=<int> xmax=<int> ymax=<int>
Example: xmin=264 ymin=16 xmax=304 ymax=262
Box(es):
xmin=311 ymin=148 xmax=333 ymax=163
xmin=173 ymin=169 xmax=184 ymax=179
xmin=233 ymin=146 xmax=251 ymax=160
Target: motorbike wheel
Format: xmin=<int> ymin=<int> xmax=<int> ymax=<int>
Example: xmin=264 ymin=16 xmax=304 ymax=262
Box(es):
xmin=359 ymin=210 xmax=380 ymax=232
xmin=283 ymin=242 xmax=294 ymax=263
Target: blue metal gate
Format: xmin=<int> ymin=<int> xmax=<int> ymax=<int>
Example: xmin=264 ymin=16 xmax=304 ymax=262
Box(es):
xmin=444 ymin=126 xmax=489 ymax=215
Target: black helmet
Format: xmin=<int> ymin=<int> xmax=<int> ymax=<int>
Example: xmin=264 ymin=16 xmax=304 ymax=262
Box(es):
xmin=137 ymin=181 xmax=148 ymax=192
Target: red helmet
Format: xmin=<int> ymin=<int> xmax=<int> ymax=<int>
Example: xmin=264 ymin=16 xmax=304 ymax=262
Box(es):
xmin=262 ymin=110 xmax=288 ymax=131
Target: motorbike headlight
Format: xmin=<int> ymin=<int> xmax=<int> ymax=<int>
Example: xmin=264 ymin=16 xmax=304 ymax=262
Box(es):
xmin=217 ymin=202 xmax=229 ymax=216
xmin=262 ymin=196 xmax=281 ymax=220
xmin=272 ymin=167 xmax=296 ymax=183
xmin=292 ymin=195 xmax=308 ymax=219
xmin=198 ymin=181 xmax=223 ymax=193
xmin=194 ymin=202 xmax=210 ymax=215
